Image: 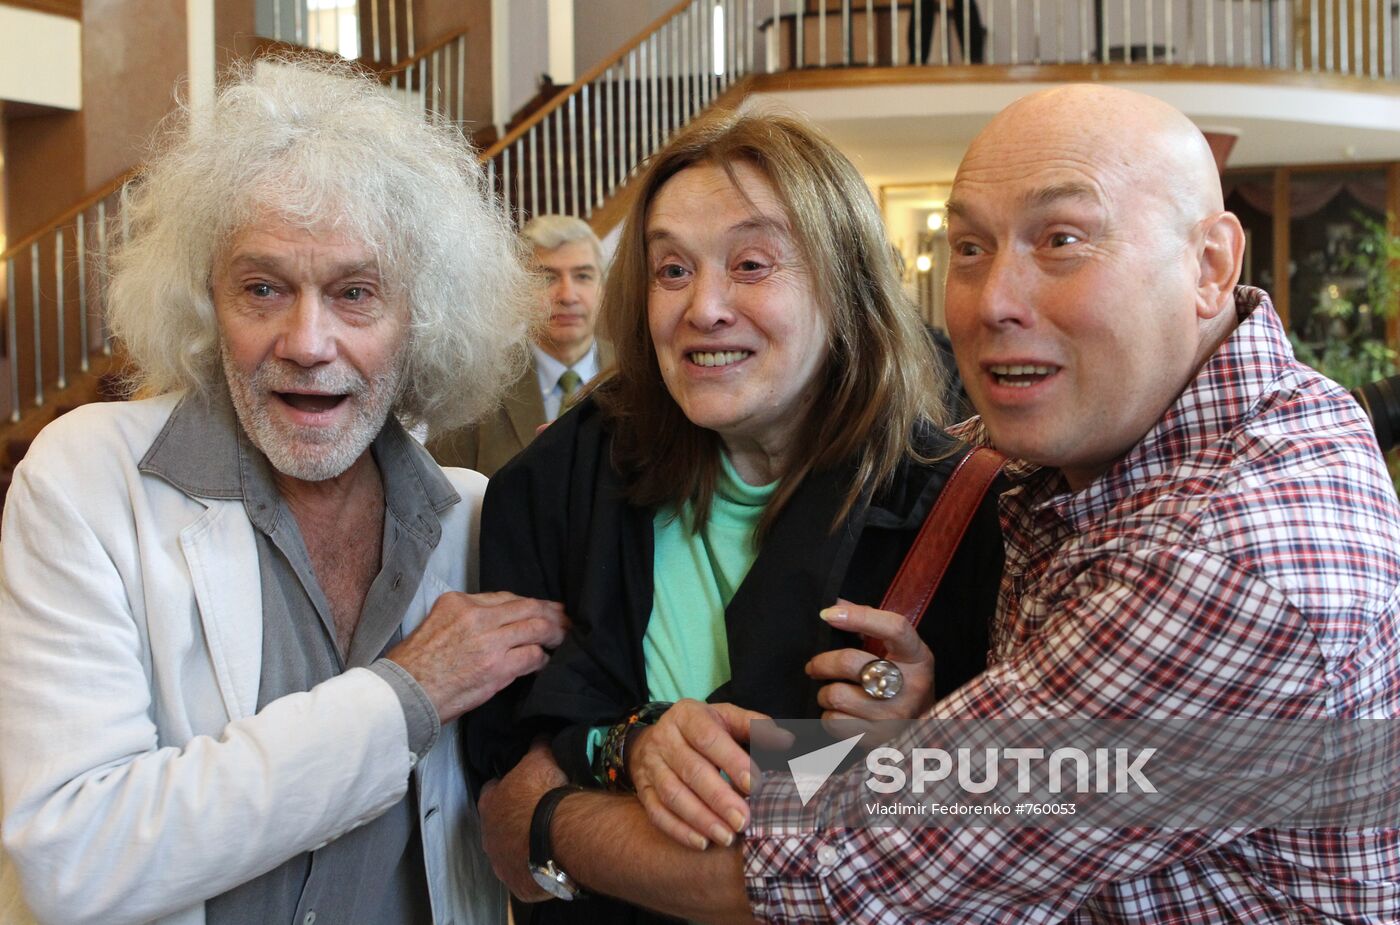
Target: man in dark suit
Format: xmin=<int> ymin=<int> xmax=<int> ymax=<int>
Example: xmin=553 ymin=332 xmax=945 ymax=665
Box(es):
xmin=429 ymin=215 xmax=614 ymax=476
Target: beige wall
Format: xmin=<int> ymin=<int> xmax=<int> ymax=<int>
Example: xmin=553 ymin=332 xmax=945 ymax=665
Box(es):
xmin=215 ymin=0 xmax=257 ymax=71
xmin=5 ymin=108 xmax=84 ymax=242
xmin=504 ymin=0 xmax=548 ymax=119
xmin=0 ymin=107 xmax=8 ymax=251
xmin=6 ymin=0 xmax=188 ymax=243
xmin=81 ymin=0 xmax=188 ymax=190
xmin=0 ymin=6 xmax=82 ymax=109
xmin=573 ymin=0 xmax=675 ymax=76
xmin=413 ymin=0 xmax=486 ymax=49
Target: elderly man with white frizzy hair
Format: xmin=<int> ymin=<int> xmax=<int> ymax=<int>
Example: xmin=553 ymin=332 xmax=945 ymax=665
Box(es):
xmin=108 ymin=56 xmax=532 ymax=435
xmin=0 ymin=56 xmax=566 ymax=925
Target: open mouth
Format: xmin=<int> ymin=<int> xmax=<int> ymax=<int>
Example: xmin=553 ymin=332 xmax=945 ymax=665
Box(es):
xmin=987 ymin=363 xmax=1059 ymax=389
xmin=275 ymin=392 xmax=349 ymax=414
xmin=688 ymin=350 xmax=752 ymax=368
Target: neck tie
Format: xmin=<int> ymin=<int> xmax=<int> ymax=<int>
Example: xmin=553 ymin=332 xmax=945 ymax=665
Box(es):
xmin=557 ymin=369 xmax=583 ymax=416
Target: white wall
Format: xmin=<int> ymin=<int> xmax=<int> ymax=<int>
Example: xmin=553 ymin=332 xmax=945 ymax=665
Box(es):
xmin=501 ymin=0 xmax=551 ymax=121
xmin=495 ymin=0 xmax=695 ymax=129
xmin=0 ymin=7 xmax=81 ymax=110
xmin=548 ymin=0 xmax=576 ymax=82
xmin=187 ymin=0 xmax=214 ymax=117
xmin=573 ymin=0 xmax=677 ymax=75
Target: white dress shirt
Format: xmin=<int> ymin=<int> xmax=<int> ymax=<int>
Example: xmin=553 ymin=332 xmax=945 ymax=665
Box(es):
xmin=532 ymin=341 xmax=601 ymax=422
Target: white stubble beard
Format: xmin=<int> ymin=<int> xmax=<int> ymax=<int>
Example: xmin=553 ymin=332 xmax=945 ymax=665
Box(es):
xmin=221 ymin=342 xmax=408 ymax=483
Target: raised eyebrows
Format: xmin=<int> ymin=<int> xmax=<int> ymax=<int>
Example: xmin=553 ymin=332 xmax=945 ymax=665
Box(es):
xmin=946 ymin=181 xmax=1102 ymax=224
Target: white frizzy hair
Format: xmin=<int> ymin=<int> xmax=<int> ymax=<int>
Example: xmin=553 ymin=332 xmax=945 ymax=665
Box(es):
xmin=107 ymin=54 xmax=533 ymax=433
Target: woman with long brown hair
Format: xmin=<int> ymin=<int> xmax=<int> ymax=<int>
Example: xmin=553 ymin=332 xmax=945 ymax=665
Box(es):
xmin=469 ymin=109 xmax=1002 ymax=924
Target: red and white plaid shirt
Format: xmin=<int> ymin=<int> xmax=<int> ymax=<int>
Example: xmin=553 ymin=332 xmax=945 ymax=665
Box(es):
xmin=744 ymin=289 xmax=1400 ymax=923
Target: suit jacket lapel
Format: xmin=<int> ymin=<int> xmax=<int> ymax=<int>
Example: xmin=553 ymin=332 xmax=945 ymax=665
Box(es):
xmin=504 ymin=361 xmax=548 ymax=450
xmin=181 ymin=500 xmax=264 ymax=721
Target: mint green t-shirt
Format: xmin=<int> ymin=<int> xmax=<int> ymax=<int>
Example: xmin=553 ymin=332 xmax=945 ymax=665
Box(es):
xmin=585 ymin=453 xmax=776 ymax=773
xmin=645 ymin=452 xmax=777 ymax=702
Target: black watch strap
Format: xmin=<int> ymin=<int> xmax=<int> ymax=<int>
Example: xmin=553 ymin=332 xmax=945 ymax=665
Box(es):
xmin=529 ymin=785 xmax=584 ymax=869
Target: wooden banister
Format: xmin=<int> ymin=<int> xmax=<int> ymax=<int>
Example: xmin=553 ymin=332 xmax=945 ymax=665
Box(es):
xmin=0 ymin=169 xmax=133 ymax=265
xmin=243 ymin=37 xmax=368 ymax=71
xmin=1 ymin=0 xmax=81 ymax=19
xmin=380 ymin=26 xmax=470 ymax=78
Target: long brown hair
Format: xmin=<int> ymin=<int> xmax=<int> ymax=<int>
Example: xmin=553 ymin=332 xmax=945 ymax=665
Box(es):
xmin=595 ymin=108 xmax=949 ymax=538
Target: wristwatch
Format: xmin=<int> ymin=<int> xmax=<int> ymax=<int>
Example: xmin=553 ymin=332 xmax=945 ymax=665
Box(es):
xmin=528 ymin=785 xmax=585 ymax=901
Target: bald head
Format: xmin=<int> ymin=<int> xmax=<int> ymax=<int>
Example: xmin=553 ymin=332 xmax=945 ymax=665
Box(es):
xmin=943 ymin=84 xmax=1246 ymax=489
xmin=962 ymin=85 xmax=1222 ymax=232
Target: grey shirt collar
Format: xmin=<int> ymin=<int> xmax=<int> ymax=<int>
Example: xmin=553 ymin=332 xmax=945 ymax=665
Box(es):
xmin=138 ymin=388 xmax=460 ymax=536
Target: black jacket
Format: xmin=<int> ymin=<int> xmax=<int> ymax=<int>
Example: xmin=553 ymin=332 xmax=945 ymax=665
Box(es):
xmin=465 ymin=397 xmax=1003 ymax=923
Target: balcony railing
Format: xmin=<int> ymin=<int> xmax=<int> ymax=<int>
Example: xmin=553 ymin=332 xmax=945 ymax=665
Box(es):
xmin=481 ymin=0 xmax=1400 ymax=237
xmin=6 ymin=0 xmax=1400 ymax=431
xmin=755 ymin=0 xmax=1398 ymax=75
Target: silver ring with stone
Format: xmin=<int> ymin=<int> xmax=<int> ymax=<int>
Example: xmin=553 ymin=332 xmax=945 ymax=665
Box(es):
xmin=860 ymin=658 xmax=903 ymax=700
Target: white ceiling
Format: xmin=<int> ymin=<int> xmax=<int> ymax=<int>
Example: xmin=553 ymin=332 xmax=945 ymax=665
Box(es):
xmin=747 ymin=78 xmax=1400 ymax=188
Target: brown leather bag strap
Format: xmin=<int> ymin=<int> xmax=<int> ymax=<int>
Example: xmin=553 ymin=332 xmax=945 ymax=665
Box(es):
xmin=862 ymin=446 xmax=1005 ymax=659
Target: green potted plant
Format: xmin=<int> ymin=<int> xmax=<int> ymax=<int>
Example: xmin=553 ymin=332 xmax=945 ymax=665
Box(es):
xmin=1289 ymin=212 xmax=1400 ymax=390
xmin=1288 ymin=211 xmax=1400 ymax=489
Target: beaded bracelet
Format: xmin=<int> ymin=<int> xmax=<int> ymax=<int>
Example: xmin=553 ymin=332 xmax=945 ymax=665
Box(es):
xmin=595 ymin=701 xmax=674 ymax=792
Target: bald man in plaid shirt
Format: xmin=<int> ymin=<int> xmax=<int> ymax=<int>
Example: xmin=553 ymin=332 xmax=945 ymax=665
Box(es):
xmin=477 ymin=85 xmax=1400 ymax=924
